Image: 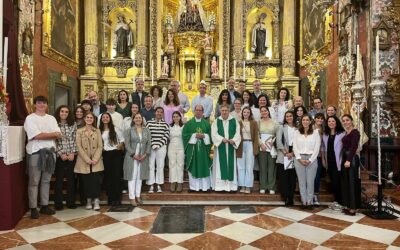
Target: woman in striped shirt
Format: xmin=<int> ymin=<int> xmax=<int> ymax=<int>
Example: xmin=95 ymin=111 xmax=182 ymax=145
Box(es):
xmin=146 ymin=107 xmax=170 ymax=193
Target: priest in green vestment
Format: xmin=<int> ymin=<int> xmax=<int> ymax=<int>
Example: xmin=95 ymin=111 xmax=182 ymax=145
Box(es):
xmin=211 ymin=104 xmax=241 ymax=191
xmin=182 ymin=104 xmax=212 ymax=191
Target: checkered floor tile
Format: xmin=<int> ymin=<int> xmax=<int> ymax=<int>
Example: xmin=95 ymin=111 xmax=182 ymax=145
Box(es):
xmin=1 ymin=205 xmax=400 ymax=250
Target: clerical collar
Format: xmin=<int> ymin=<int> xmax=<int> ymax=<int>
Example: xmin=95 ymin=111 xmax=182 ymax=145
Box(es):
xmin=195 ymin=117 xmax=202 ymax=122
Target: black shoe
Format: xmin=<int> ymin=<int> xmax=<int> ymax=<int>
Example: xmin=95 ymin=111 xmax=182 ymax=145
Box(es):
xmin=30 ymin=208 xmax=39 ymax=219
xmin=67 ymin=204 xmax=77 ymax=209
xmin=40 ymin=206 xmax=56 ymax=215
xmin=301 ymin=204 xmax=307 ymax=210
xmin=307 ymin=205 xmax=314 ymax=210
xmin=55 ymin=205 xmax=64 ymax=211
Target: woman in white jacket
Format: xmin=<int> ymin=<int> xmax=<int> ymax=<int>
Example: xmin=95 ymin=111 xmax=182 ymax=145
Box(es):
xmin=293 ymin=114 xmax=321 ymax=209
xmin=168 ymin=111 xmax=185 ymax=192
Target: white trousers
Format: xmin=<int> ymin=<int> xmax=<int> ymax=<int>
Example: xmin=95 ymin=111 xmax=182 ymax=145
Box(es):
xmin=147 ymin=145 xmax=167 ymax=185
xmin=237 ymin=141 xmax=255 ymax=188
xmin=168 ymin=147 xmax=184 ymax=183
xmin=128 ymin=160 xmax=142 ymax=199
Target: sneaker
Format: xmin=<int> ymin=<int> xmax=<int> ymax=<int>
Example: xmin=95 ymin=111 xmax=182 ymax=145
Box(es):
xmin=176 ymin=183 xmax=183 ymax=193
xmin=239 ymin=187 xmax=245 ymax=193
xmin=148 ymin=185 xmax=154 ymax=193
xmin=122 ymin=189 xmax=128 ymax=194
xmin=329 ymin=202 xmax=342 ymax=211
xmin=39 ymin=206 xmax=55 ymax=215
xmin=157 ymin=185 xmax=162 ymax=193
xmin=86 ymin=199 xmax=92 ymax=210
xmin=269 ymin=190 xmax=275 ymax=195
xmin=93 ymin=198 xmax=100 ymax=210
xmin=260 ymin=189 xmax=266 ymax=194
xmin=313 ymin=195 xmax=320 ymax=206
xmin=30 ymin=208 xmax=39 ymax=219
xmin=170 ymin=182 xmax=176 ymax=192
xmin=244 ymin=187 xmax=251 ymax=194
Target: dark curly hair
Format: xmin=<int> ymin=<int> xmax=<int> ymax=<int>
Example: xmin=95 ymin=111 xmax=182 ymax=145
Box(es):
xmin=54 ymin=105 xmax=75 ymax=126
xmin=217 ymin=89 xmax=232 ymax=105
xmin=99 ymin=112 xmax=118 ymax=146
xmin=164 ymin=89 xmax=180 ymax=106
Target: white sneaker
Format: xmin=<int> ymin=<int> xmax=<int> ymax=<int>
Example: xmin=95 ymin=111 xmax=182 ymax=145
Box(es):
xmin=313 ymin=195 xmax=320 ymax=206
xmin=148 ymin=185 xmax=154 ymax=193
xmin=239 ymin=187 xmax=245 ymax=193
xmin=93 ymin=198 xmax=100 ymax=210
xmin=244 ymin=187 xmax=251 ymax=194
xmin=269 ymin=190 xmax=275 ymax=195
xmin=260 ymin=189 xmax=266 ymax=194
xmin=157 ymin=185 xmax=162 ymax=193
xmin=86 ymin=199 xmax=92 ymax=210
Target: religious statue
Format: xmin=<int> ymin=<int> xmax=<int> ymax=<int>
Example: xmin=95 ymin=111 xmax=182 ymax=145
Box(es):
xmin=251 ymin=13 xmax=269 ymax=58
xmin=202 ymin=32 xmax=212 ymax=50
xmin=167 ymin=33 xmax=174 ymax=49
xmin=339 ymin=23 xmax=349 ymax=56
xmin=161 ymin=55 xmax=170 ymax=77
xmin=211 ymin=56 xmax=219 ymax=78
xmin=177 ymin=0 xmax=208 ymax=32
xmin=114 ymin=15 xmax=134 ymax=58
xmin=22 ymin=22 xmax=34 ymax=56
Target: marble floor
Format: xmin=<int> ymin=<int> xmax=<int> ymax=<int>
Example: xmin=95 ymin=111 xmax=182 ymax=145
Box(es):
xmin=1 ymin=205 xmax=400 ymax=250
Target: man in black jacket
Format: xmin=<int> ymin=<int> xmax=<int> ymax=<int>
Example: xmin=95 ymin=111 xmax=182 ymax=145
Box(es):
xmin=88 ymin=90 xmax=106 ymax=117
xmin=131 ymin=79 xmax=149 ymax=109
xmin=227 ymin=78 xmax=241 ymax=102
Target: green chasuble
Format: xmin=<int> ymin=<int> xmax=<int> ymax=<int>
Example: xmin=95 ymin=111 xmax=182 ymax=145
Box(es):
xmin=182 ymin=118 xmax=212 ymax=178
xmin=216 ymin=119 xmax=236 ymax=181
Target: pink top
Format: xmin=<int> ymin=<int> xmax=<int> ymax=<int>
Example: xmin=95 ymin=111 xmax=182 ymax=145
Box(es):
xmin=162 ymin=104 xmax=182 ymax=125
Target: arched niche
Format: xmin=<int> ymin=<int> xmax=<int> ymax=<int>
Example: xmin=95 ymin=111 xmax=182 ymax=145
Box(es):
xmin=246 ymin=7 xmax=274 ymax=59
xmin=106 ymin=7 xmax=136 ymax=59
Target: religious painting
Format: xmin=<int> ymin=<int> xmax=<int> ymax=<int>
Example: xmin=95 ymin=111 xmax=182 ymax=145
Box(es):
xmin=300 ymin=0 xmax=332 ymax=58
xmin=42 ymin=0 xmax=79 ymax=70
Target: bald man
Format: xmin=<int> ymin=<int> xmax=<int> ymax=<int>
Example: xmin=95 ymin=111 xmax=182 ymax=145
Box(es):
xmin=88 ymin=90 xmax=107 ymax=116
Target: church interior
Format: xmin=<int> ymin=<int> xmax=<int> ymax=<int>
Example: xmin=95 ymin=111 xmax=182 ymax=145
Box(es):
xmin=1 ymin=0 xmax=400 ymax=249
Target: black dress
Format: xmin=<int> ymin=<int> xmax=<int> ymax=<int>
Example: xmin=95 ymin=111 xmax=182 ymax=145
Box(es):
xmin=327 ymin=134 xmax=341 ymax=203
xmin=341 ymin=129 xmax=361 ymax=210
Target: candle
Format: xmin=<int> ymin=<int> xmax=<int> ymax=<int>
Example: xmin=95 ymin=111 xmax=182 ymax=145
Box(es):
xmin=151 ymin=60 xmax=154 ymax=86
xmin=233 ymin=60 xmax=236 ymax=81
xmin=224 ymin=60 xmax=227 ymax=89
xmin=376 ymin=35 xmax=379 ymax=77
xmin=243 ymin=60 xmax=246 ymax=81
xmin=132 ymin=59 xmax=135 ymax=90
xmin=3 ymin=37 xmax=7 ymax=93
xmin=0 ymin=0 xmax=3 ymax=63
xmin=142 ymin=60 xmax=145 ymax=81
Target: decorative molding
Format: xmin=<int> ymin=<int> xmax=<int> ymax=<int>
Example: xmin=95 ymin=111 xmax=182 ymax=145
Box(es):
xmin=101 ymin=58 xmax=135 ymax=78
xmin=85 ymin=44 xmax=99 ymax=67
xmin=246 ymin=59 xmax=280 ymax=78
xmin=135 ymin=45 xmax=148 ymax=66
xmin=282 ymin=45 xmax=296 ymax=69
xmin=150 ymin=0 xmax=157 ymax=73
xmin=222 ymin=0 xmax=230 ymax=63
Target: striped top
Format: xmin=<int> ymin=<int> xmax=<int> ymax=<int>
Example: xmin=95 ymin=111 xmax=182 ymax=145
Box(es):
xmin=146 ymin=119 xmax=170 ymax=148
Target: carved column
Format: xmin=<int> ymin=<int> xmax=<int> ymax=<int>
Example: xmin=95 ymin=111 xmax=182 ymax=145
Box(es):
xmin=280 ymin=0 xmax=299 ymax=95
xmin=232 ymin=0 xmax=243 ymax=61
xmin=195 ymin=59 xmax=201 ymax=86
xmin=80 ymin=0 xmax=103 ymax=100
xmin=179 ymin=59 xmax=185 ymax=89
xmin=136 ymin=0 xmax=149 ymax=76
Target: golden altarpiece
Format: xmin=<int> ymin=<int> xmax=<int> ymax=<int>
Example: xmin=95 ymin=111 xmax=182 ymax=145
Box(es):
xmin=80 ymin=0 xmax=299 ymax=109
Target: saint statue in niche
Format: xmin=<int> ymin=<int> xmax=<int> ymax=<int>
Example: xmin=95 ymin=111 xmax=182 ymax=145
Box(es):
xmin=202 ymin=32 xmax=212 ymax=49
xmin=211 ymin=56 xmax=219 ymax=78
xmin=114 ymin=15 xmax=134 ymax=58
xmin=167 ymin=33 xmax=174 ymax=49
xmin=22 ymin=22 xmax=34 ymax=56
xmin=161 ymin=55 xmax=170 ymax=77
xmin=251 ymin=13 xmax=269 ymax=58
xmin=177 ymin=0 xmax=208 ymax=32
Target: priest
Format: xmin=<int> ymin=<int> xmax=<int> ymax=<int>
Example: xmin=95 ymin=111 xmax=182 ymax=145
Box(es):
xmin=182 ymin=104 xmax=212 ymax=192
xmin=211 ymin=104 xmax=241 ymax=191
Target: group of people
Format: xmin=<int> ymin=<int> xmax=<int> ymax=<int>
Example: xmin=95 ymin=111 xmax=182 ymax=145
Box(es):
xmin=24 ymin=78 xmax=362 ymax=219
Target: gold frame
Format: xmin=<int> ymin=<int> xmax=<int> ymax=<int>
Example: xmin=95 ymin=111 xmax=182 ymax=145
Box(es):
xmin=42 ymin=0 xmax=79 ymax=70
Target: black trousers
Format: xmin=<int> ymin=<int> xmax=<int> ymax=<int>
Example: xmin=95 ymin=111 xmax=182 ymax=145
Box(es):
xmin=327 ymin=162 xmax=341 ymax=204
xmin=278 ymin=163 xmax=296 ymax=202
xmin=341 ymin=154 xmax=361 ymax=209
xmin=82 ymin=171 xmax=102 ymax=199
xmin=54 ymin=157 xmax=76 ymax=207
xmin=103 ymin=150 xmax=123 ymax=203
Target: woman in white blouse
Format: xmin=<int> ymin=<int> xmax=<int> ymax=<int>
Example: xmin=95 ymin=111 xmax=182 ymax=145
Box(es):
xmin=168 ymin=111 xmax=185 ymax=192
xmin=99 ymin=112 xmax=125 ymax=206
xmin=293 ymin=114 xmax=321 ymax=209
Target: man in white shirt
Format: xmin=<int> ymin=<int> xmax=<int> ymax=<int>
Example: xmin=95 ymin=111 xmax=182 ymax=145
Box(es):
xmin=170 ymin=79 xmax=190 ymax=114
xmin=24 ymin=96 xmax=62 ymax=219
xmin=98 ymin=98 xmax=123 ymax=130
xmin=191 ymin=80 xmax=213 ymax=120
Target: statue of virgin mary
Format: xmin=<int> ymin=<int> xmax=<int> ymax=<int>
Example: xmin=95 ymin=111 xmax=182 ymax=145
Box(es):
xmin=176 ymin=0 xmax=209 ymax=32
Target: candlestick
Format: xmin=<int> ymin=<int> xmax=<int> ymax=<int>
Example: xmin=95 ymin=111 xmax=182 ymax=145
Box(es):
xmin=132 ymin=59 xmax=135 ymax=90
xmin=376 ymin=35 xmax=379 ymax=77
xmin=151 ymin=60 xmax=154 ymax=86
xmin=3 ymin=37 xmax=7 ymax=93
xmin=142 ymin=60 xmax=145 ymax=81
xmin=243 ymin=60 xmax=246 ymax=81
xmin=224 ymin=60 xmax=227 ymax=89
xmin=233 ymin=60 xmax=236 ymax=81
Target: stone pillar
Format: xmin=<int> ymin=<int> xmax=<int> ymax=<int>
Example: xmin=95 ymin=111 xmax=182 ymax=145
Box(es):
xmin=280 ymin=0 xmax=299 ymax=95
xmin=80 ymin=0 xmax=103 ymax=100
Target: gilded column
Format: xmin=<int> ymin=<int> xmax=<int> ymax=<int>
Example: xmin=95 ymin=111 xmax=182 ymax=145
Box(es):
xmin=195 ymin=59 xmax=201 ymax=86
xmin=136 ymin=0 xmax=149 ymax=74
xmin=179 ymin=59 xmax=185 ymax=88
xmin=80 ymin=0 xmax=103 ymax=100
xmin=281 ymin=0 xmax=299 ymax=95
xmin=232 ymin=0 xmax=243 ymax=61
